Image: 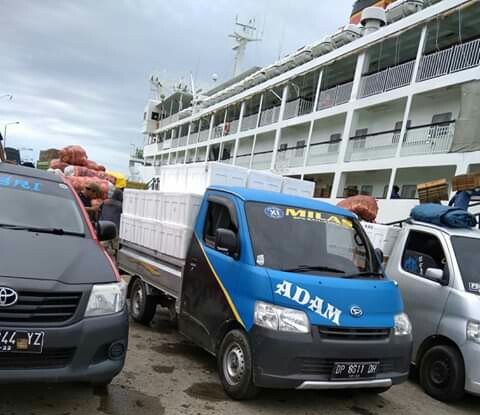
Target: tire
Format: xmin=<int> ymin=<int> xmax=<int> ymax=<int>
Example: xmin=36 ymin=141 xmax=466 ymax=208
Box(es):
xmin=130 ymin=278 xmax=156 ymax=325
xmin=419 ymin=344 xmax=465 ymax=402
xmin=217 ymin=329 xmax=258 ymax=400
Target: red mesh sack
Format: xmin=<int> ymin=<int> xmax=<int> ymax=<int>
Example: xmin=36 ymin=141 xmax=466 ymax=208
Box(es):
xmin=65 ymin=176 xmax=89 ymax=193
xmin=337 ymin=195 xmax=378 ymax=222
xmin=59 ymin=145 xmax=87 ymax=166
xmin=85 ymin=160 xmax=101 ymax=171
xmin=49 ymin=159 xmax=69 ymax=171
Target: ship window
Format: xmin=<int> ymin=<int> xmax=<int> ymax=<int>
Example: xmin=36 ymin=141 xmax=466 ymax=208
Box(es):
xmin=401 ymin=185 xmax=417 ymax=199
xmin=295 ymin=140 xmax=305 ymax=157
xmin=151 ymin=112 xmax=159 ymax=121
xmin=360 ymin=185 xmax=373 ymax=196
xmin=278 ymin=143 xmax=288 ymax=160
xmin=383 ymin=185 xmax=389 ymax=199
xmin=353 ymin=128 xmax=368 ymax=149
xmin=431 ymin=113 xmax=452 ymax=126
xmin=392 ymin=120 xmax=411 ymax=144
xmin=328 ymin=134 xmax=341 ymax=152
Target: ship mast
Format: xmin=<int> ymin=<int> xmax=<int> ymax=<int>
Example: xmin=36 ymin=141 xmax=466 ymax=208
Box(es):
xmin=229 ymin=17 xmax=261 ymax=77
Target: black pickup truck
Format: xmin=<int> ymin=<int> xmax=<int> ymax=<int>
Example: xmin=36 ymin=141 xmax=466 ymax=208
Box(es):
xmin=0 ymin=163 xmax=128 ymax=386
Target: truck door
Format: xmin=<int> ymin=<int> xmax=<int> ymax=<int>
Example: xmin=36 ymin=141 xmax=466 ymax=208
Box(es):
xmin=179 ymin=194 xmax=244 ymax=354
xmin=394 ymin=229 xmax=451 ymax=359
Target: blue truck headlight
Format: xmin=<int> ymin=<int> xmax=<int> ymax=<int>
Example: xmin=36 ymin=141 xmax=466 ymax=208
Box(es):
xmin=254 ymin=301 xmax=310 ymax=334
xmin=467 ymin=321 xmax=480 ymax=344
xmin=85 ymin=281 xmax=127 ymax=317
xmin=394 ymin=313 xmax=412 ymax=336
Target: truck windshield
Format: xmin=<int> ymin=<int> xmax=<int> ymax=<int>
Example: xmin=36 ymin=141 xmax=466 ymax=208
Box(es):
xmin=0 ymin=174 xmax=86 ymax=236
xmin=245 ymin=202 xmax=381 ymax=277
xmin=451 ymin=236 xmax=480 ymax=295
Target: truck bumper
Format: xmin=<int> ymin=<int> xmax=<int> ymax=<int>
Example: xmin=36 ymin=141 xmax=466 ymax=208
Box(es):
xmin=462 ymin=341 xmax=480 ymax=396
xmin=0 ymin=308 xmax=129 ymax=384
xmin=250 ymin=325 xmax=412 ymax=390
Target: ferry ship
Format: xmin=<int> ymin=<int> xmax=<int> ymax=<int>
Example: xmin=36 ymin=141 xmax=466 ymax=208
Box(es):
xmin=137 ymin=0 xmax=480 ymax=222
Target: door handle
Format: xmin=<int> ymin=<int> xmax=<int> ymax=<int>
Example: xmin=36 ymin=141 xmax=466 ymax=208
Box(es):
xmin=188 ymin=259 xmax=198 ymax=271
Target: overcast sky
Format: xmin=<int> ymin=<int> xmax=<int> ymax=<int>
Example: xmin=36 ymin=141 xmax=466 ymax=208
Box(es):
xmin=0 ymin=0 xmax=353 ymax=174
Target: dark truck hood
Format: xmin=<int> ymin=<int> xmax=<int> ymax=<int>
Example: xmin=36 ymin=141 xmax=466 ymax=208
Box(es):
xmin=0 ymin=228 xmax=117 ymax=284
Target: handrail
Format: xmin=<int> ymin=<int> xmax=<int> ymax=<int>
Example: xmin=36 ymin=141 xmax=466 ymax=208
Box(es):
xmin=277 ymin=143 xmax=307 ymax=152
xmin=349 ymin=128 xmax=400 ymax=140
xmin=252 ymin=149 xmax=274 ymax=156
xmin=310 ymin=138 xmax=342 ymax=147
xmin=406 ymin=120 xmax=456 ymax=131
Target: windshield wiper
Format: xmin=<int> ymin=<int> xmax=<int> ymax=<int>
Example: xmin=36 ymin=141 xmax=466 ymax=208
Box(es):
xmin=341 ymin=271 xmax=384 ymax=279
xmin=283 ymin=265 xmax=346 ymax=274
xmin=0 ymin=223 xmax=84 ymax=237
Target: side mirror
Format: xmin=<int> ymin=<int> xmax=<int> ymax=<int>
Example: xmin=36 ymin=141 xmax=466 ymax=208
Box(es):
xmin=96 ymin=220 xmax=117 ymax=241
xmin=425 ymin=267 xmax=445 ymax=284
xmin=375 ymin=248 xmax=384 ymax=264
xmin=215 ymin=228 xmax=238 ymax=257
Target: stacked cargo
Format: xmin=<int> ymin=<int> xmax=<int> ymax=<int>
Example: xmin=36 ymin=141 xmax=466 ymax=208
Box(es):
xmin=452 ymin=172 xmax=480 ymax=192
xmin=417 ymin=179 xmax=449 ymax=204
xmin=47 ymin=145 xmax=116 ymax=199
xmin=120 ymin=162 xmax=315 ymax=260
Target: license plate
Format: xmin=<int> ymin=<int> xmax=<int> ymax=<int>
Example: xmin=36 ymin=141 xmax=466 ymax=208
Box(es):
xmin=0 ymin=330 xmax=45 ymax=353
xmin=331 ymin=361 xmax=379 ymax=380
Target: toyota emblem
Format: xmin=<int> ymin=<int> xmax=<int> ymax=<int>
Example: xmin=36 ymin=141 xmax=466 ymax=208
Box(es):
xmin=350 ymin=305 xmax=363 ymax=318
xmin=0 ymin=287 xmax=18 ymax=307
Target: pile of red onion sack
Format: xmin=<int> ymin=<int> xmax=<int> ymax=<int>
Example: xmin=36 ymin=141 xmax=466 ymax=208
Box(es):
xmin=337 ymin=195 xmax=379 ymax=222
xmin=48 ymin=145 xmax=116 ymax=205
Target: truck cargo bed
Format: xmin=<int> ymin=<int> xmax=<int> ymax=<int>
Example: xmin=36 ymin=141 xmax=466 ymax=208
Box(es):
xmin=118 ymin=239 xmax=184 ymax=300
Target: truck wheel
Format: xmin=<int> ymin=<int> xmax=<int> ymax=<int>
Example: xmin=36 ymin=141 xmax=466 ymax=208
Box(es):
xmin=419 ymin=344 xmax=465 ymax=402
xmin=130 ymin=278 xmax=156 ymax=325
xmin=218 ymin=330 xmax=258 ymax=400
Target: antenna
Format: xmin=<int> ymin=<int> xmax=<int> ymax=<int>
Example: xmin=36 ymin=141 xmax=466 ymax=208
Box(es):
xmin=228 ymin=17 xmax=262 ymax=77
xmin=149 ymin=74 xmax=163 ymax=100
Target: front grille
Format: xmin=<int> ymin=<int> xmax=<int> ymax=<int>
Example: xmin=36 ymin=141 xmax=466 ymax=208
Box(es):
xmin=0 ymin=291 xmax=82 ymax=323
xmin=0 ymin=348 xmax=75 ymax=369
xmin=296 ymin=357 xmax=401 ymax=375
xmin=318 ymin=326 xmax=391 ymax=340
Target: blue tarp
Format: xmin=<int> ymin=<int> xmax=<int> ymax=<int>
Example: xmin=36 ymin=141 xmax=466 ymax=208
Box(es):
xmin=411 ymin=204 xmax=477 ymax=228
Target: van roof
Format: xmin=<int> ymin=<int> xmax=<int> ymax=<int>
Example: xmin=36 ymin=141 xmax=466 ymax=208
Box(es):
xmin=208 ymin=186 xmax=356 ymax=218
xmin=409 ymin=219 xmax=480 ymax=239
xmin=0 ymin=162 xmax=64 ymax=183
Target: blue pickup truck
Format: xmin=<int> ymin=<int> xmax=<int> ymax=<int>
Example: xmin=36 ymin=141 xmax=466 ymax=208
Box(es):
xmin=118 ymin=186 xmax=412 ymax=399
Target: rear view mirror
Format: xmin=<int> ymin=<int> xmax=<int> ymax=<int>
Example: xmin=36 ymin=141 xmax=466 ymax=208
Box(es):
xmin=375 ymin=248 xmax=384 ymax=264
xmin=425 ymin=267 xmax=445 ymax=284
xmin=215 ymin=228 xmax=238 ymax=257
xmin=96 ymin=220 xmax=117 ymax=241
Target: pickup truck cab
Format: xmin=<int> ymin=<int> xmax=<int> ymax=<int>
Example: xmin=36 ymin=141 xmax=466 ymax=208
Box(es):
xmin=386 ymin=220 xmax=480 ymax=401
xmin=0 ymin=163 xmax=128 ymax=386
xmin=119 ymin=186 xmax=412 ymax=399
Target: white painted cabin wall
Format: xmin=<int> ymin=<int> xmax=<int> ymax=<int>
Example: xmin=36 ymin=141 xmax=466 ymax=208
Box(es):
xmin=394 ymin=165 xmax=457 ymax=194
xmin=354 ymin=99 xmax=407 ymax=134
xmin=254 ymin=132 xmax=276 ymax=152
xmin=409 ymin=88 xmax=461 ymax=125
xmin=311 ymin=114 xmax=346 ymax=143
xmin=279 ymin=123 xmax=310 ymax=147
xmin=340 ymin=169 xmax=392 ymax=198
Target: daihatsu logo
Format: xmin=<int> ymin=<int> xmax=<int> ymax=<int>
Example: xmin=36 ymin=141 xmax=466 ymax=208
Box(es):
xmin=350 ymin=305 xmax=363 ymax=318
xmin=0 ymin=287 xmax=18 ymax=307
